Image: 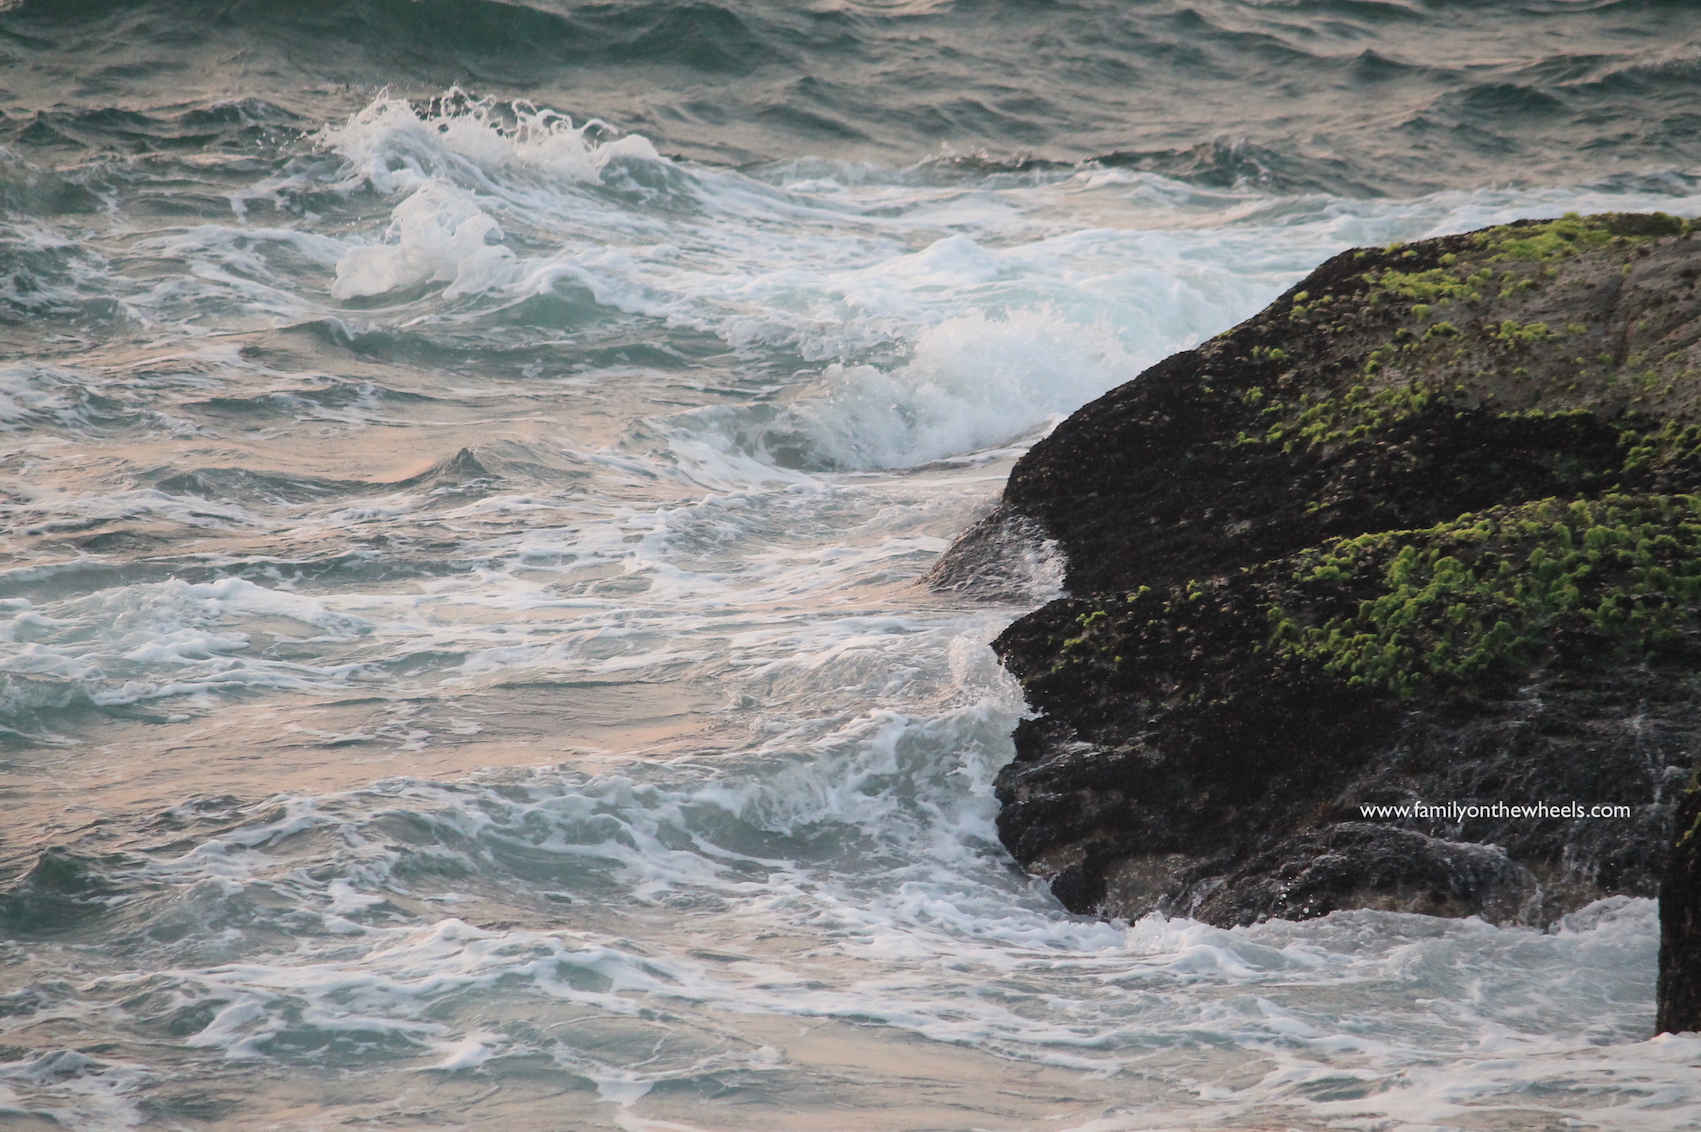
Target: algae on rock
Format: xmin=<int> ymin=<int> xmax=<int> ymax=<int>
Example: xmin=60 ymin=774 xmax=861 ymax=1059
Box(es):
xmin=937 ymin=213 xmax=1701 ymax=931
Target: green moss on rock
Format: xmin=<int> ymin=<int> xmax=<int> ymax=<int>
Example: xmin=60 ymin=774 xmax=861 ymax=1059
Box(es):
xmin=1270 ymin=494 xmax=1701 ymax=695
xmin=1475 ymin=211 xmax=1690 ymax=261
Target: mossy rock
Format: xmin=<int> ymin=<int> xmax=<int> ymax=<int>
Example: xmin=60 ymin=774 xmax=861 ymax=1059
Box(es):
xmin=941 ymin=213 xmax=1701 ymax=928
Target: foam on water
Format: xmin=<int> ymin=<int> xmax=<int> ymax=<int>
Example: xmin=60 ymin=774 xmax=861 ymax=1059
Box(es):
xmin=0 ymin=578 xmax=374 ymax=731
xmin=269 ymin=97 xmax=1701 ymax=472
xmin=4 ymin=88 xmax=1701 ymax=1129
xmin=319 ymin=94 xmax=662 ymax=197
xmin=20 ymin=710 xmax=1690 ymax=1128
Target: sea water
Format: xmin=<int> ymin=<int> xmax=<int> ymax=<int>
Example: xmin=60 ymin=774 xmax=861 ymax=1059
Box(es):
xmin=3 ymin=2 xmax=1701 ymax=1128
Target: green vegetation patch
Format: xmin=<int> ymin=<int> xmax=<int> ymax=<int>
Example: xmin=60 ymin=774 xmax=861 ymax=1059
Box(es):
xmin=1473 ymin=211 xmax=1689 ymax=262
xmin=1353 ymin=212 xmax=1685 ymax=322
xmin=1620 ymin=420 xmax=1701 ymax=474
xmin=1372 ymin=265 xmax=1486 ymax=306
xmin=1269 ymin=494 xmax=1701 ymax=695
xmin=1247 ymin=380 xmax=1458 ymax=452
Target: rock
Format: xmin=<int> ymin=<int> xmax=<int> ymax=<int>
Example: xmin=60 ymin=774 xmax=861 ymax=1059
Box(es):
xmin=1658 ymin=773 xmax=1701 ymax=1033
xmin=945 ymin=212 xmax=1701 ymax=931
xmin=924 ymin=509 xmax=1063 ymax=602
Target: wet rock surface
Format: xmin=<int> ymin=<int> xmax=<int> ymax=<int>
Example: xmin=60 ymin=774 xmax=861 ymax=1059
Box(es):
xmin=1659 ymin=775 xmax=1701 ymax=1033
xmin=940 ymin=213 xmax=1701 ymax=930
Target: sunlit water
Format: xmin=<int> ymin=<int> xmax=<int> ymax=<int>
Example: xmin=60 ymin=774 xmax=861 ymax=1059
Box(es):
xmin=3 ymin=91 xmax=1701 ymax=1130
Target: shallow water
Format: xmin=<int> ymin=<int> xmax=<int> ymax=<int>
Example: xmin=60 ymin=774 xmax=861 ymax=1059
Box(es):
xmin=4 ymin=2 xmax=1701 ymax=1129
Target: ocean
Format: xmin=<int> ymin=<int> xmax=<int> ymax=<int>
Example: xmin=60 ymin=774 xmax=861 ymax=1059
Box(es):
xmin=3 ymin=1 xmax=1700 ymax=1128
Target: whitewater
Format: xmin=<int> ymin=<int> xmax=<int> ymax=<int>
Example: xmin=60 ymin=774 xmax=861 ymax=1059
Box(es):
xmin=3 ymin=37 xmax=1701 ymax=1132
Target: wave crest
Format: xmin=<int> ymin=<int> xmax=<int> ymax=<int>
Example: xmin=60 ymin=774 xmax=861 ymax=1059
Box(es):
xmin=319 ymin=91 xmax=660 ymax=195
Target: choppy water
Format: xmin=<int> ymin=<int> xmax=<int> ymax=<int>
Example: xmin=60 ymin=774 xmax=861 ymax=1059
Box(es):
xmin=3 ymin=2 xmax=1701 ymax=1129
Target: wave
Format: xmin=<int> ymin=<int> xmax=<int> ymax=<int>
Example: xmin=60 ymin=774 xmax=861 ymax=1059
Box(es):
xmin=1 ymin=100 xmax=303 ymax=158
xmin=4 ymin=0 xmax=1700 ymax=194
xmin=5 ymin=0 xmax=780 ymax=78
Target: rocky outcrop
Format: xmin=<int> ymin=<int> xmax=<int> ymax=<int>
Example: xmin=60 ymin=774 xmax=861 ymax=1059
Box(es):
xmin=936 ymin=212 xmax=1701 ymax=930
xmin=1659 ymin=773 xmax=1701 ymax=1033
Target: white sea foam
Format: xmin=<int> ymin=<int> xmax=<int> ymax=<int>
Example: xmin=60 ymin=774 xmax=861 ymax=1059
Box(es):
xmin=0 ymin=366 xmax=89 ymax=432
xmin=0 ymin=1050 xmax=151 ymax=1131
xmin=0 ymin=577 xmax=375 ymax=720
xmin=318 ymin=92 xmax=661 ymax=195
xmin=331 ymin=183 xmax=517 ymax=300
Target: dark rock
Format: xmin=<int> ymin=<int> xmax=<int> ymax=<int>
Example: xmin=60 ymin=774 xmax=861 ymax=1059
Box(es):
xmin=1658 ymin=774 xmax=1701 ymax=1033
xmin=946 ymin=213 xmax=1701 ymax=932
xmin=1196 ymin=823 xmax=1540 ymax=926
xmin=925 ymin=507 xmax=1062 ymax=602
